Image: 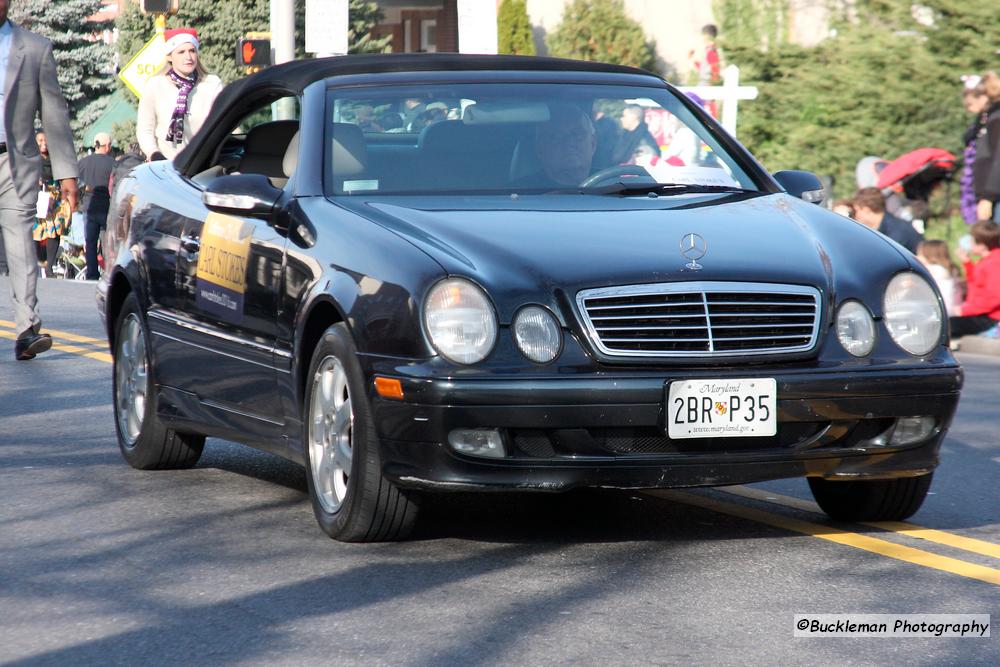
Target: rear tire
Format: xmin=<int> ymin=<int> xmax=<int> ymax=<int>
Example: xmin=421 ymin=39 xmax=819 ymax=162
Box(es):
xmin=808 ymin=473 xmax=933 ymax=521
xmin=302 ymin=323 xmax=420 ymax=542
xmin=112 ymin=293 xmax=205 ymax=469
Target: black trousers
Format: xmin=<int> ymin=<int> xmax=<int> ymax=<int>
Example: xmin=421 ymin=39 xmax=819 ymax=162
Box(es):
xmin=35 ymin=236 xmax=59 ymax=267
xmin=949 ymin=314 xmax=998 ymax=338
xmin=85 ymin=203 xmax=108 ymax=280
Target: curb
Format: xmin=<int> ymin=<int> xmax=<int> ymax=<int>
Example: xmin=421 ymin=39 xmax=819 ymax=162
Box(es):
xmin=956 ymin=336 xmax=1000 ymax=356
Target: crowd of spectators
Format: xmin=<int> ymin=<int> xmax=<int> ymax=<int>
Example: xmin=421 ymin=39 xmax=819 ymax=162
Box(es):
xmin=829 ymin=70 xmax=1000 ymax=343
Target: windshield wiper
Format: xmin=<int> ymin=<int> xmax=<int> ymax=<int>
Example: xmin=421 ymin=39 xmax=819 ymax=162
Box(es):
xmin=588 ymin=181 xmax=756 ymax=196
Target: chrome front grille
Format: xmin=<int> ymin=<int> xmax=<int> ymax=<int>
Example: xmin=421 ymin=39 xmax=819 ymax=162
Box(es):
xmin=576 ymin=281 xmax=821 ymax=357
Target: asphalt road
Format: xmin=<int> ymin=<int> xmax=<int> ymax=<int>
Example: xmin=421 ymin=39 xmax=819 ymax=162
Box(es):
xmin=1 ymin=277 xmax=997 ymax=666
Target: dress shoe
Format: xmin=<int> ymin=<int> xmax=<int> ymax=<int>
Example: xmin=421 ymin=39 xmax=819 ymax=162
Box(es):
xmin=15 ymin=329 xmax=52 ymax=361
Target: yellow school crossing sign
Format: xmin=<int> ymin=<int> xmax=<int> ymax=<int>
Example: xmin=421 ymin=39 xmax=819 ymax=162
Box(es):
xmin=119 ymin=34 xmax=167 ymax=98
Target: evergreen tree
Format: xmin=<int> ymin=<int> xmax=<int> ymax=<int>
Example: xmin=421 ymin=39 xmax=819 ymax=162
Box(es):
xmin=547 ymin=0 xmax=657 ymax=73
xmin=917 ymin=0 xmax=1000 ymax=74
xmin=11 ymin=0 xmax=115 ymax=142
xmin=348 ymin=0 xmax=391 ymax=54
xmin=713 ymin=0 xmax=790 ymax=52
xmin=497 ymin=0 xmax=535 ymax=56
xmin=715 ymin=0 xmax=1000 ymax=199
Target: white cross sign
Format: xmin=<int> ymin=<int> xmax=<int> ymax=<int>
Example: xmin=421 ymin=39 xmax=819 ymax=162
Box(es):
xmin=680 ymin=65 xmax=759 ymax=138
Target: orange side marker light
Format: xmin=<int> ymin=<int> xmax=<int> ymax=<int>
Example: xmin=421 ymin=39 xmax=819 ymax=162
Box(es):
xmin=374 ymin=377 xmax=404 ymax=400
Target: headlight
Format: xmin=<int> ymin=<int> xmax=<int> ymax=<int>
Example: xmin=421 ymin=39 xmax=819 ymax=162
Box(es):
xmin=513 ymin=306 xmax=562 ymax=363
xmin=836 ymin=300 xmax=876 ymax=357
xmin=883 ymin=272 xmax=943 ymax=356
xmin=423 ymin=278 xmax=497 ymax=364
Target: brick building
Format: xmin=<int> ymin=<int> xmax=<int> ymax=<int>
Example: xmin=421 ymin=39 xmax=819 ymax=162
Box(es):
xmin=373 ymin=0 xmax=461 ymax=53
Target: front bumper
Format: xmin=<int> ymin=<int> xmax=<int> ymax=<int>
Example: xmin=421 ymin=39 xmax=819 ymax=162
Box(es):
xmin=367 ymin=363 xmax=963 ymax=492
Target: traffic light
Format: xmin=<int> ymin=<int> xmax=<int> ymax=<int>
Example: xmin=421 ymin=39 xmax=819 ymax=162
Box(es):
xmin=237 ymin=38 xmax=272 ymax=68
xmin=140 ymin=0 xmax=177 ymax=14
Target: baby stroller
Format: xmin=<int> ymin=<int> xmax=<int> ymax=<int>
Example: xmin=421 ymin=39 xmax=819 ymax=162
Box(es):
xmin=876 ymin=148 xmax=956 ymax=202
xmin=875 ymin=148 xmax=957 ymax=234
xmin=52 ymin=211 xmax=89 ymax=280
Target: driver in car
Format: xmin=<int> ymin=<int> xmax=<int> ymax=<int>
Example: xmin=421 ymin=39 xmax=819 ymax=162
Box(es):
xmin=515 ymin=104 xmax=597 ymax=188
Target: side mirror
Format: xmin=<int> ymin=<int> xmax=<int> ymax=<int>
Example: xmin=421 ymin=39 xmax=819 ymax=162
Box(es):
xmin=202 ymin=174 xmax=282 ymax=218
xmin=773 ymin=170 xmax=826 ymax=204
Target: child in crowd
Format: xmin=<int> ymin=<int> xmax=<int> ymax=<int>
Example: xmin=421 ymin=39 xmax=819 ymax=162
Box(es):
xmin=832 ymin=198 xmax=855 ymax=219
xmin=950 ymin=220 xmax=1000 ymax=338
xmin=916 ymin=240 xmax=963 ymax=315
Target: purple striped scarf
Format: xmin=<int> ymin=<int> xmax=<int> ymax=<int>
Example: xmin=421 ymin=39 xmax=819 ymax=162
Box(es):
xmin=960 ymin=140 xmax=977 ymax=224
xmin=165 ymin=69 xmax=198 ymax=145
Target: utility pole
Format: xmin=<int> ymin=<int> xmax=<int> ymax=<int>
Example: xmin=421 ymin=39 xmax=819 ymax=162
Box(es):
xmin=270 ymin=0 xmax=296 ymax=119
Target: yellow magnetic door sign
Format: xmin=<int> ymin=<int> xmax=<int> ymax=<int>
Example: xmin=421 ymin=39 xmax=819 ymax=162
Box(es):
xmin=195 ymin=213 xmax=252 ymax=322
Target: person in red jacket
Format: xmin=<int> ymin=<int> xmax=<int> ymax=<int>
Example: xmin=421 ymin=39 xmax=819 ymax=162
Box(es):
xmin=687 ymin=24 xmax=722 ymax=117
xmin=950 ymin=220 xmax=1000 ymax=337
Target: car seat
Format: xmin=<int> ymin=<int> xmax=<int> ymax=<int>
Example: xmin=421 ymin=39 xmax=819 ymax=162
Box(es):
xmin=238 ymin=119 xmax=300 ymax=186
xmin=330 ymin=122 xmax=370 ymax=193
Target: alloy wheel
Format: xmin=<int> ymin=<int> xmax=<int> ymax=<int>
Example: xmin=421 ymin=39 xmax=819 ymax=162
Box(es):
xmin=309 ymin=355 xmax=354 ymax=514
xmin=115 ymin=314 xmax=148 ymax=446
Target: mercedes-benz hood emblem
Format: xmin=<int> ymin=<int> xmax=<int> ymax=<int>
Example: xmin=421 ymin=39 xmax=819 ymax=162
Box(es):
xmin=679 ymin=233 xmax=707 ymax=270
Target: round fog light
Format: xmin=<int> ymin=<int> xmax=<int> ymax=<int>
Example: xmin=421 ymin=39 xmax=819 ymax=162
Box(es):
xmin=890 ymin=417 xmax=936 ymax=446
xmin=448 ymin=428 xmax=505 ymax=458
xmin=513 ymin=306 xmax=562 ymax=363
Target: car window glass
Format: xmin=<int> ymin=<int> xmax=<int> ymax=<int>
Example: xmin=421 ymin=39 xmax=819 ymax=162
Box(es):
xmin=325 ymin=83 xmax=756 ymax=196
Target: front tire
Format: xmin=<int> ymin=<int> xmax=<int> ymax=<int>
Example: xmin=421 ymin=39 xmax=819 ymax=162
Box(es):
xmin=808 ymin=473 xmax=933 ymax=521
xmin=112 ymin=293 xmax=205 ymax=469
xmin=302 ymin=323 xmax=420 ymax=542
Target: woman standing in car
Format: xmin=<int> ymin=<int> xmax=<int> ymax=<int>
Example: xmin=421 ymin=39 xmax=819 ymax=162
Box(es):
xmin=137 ymin=28 xmax=224 ymax=161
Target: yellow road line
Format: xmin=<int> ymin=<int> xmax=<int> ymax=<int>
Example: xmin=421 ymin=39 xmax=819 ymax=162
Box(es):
xmin=719 ymin=485 xmax=1000 ymax=561
xmin=650 ymin=489 xmax=1000 ymax=587
xmin=6 ymin=319 xmax=999 ymax=580
xmin=0 ymin=329 xmax=112 ymax=364
xmin=0 ymin=319 xmax=106 ymax=346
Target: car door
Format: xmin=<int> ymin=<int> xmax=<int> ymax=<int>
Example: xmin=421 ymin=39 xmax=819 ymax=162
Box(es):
xmin=171 ymin=182 xmax=287 ymax=437
xmin=169 ymin=105 xmax=300 ymax=440
xmin=135 ymin=167 xmax=208 ymax=395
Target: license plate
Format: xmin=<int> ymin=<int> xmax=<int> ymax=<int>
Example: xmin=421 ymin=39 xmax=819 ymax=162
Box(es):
xmin=667 ymin=378 xmax=777 ymax=439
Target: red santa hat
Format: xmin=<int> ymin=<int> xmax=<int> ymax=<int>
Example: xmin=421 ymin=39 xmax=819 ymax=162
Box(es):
xmin=164 ymin=28 xmax=199 ymax=54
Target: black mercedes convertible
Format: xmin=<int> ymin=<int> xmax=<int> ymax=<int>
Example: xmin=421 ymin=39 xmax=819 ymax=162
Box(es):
xmin=97 ymin=54 xmax=963 ymax=541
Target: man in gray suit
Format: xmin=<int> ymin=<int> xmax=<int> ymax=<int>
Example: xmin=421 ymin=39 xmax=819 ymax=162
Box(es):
xmin=0 ymin=0 xmax=79 ymax=360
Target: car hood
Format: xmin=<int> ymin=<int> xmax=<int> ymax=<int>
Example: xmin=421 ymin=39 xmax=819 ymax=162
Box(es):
xmin=338 ymin=193 xmax=913 ymax=320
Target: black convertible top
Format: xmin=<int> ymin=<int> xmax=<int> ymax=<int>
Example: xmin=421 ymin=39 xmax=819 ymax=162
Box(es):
xmin=214 ymin=53 xmax=657 ymax=108
xmin=176 ymin=53 xmax=662 ymax=172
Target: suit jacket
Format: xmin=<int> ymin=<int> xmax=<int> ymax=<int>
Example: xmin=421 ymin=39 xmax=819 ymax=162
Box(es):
xmin=878 ymin=211 xmax=923 ymax=254
xmin=3 ymin=22 xmax=78 ymax=206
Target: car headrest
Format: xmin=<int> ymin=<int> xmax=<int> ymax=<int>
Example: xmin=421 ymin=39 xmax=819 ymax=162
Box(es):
xmin=240 ymin=120 xmax=299 ymax=178
xmin=244 ymin=119 xmax=299 ymax=153
xmin=418 ymin=120 xmax=466 ymax=152
xmin=332 ymin=122 xmax=367 ymax=176
xmin=283 ymin=131 xmax=299 ymax=178
xmin=509 ymin=136 xmax=538 ymax=183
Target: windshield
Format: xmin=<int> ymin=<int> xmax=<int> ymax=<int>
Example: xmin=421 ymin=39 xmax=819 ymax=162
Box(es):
xmin=325 ymin=82 xmax=759 ymax=196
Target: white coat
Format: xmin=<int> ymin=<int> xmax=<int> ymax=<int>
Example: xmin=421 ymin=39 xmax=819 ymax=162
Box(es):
xmin=136 ymin=72 xmax=223 ymax=160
